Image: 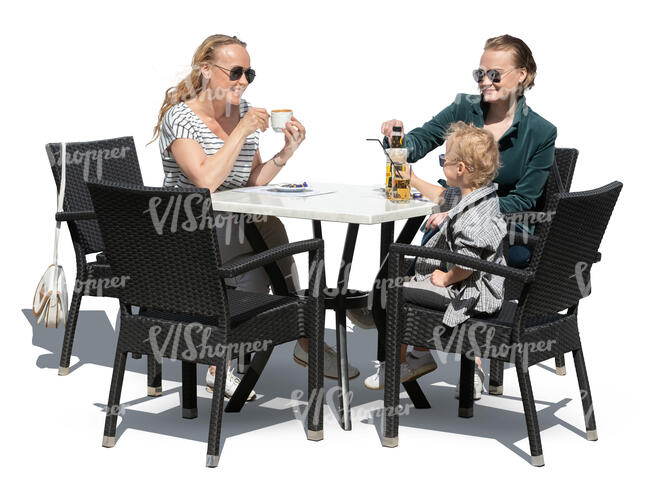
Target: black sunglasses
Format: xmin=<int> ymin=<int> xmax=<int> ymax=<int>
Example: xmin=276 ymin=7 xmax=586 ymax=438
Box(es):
xmin=472 ymin=67 xmax=518 ymax=84
xmin=212 ymin=64 xmax=256 ymax=83
xmin=439 ymin=153 xmax=473 ymax=171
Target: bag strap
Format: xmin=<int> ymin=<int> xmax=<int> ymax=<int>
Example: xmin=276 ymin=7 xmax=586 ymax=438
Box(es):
xmin=53 ymin=142 xmax=66 ymax=267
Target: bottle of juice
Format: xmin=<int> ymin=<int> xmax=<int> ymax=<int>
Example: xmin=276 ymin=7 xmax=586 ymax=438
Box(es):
xmin=391 ymin=126 xmax=403 ymax=148
xmin=386 ymin=126 xmax=404 ymax=196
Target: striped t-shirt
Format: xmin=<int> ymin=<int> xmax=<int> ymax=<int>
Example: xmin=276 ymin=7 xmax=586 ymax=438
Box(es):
xmin=159 ymin=99 xmax=259 ymax=190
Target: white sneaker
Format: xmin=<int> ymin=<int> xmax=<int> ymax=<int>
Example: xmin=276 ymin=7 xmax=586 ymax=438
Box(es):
xmin=454 ymin=365 xmax=485 ymax=400
xmin=206 ymin=367 xmax=256 ymax=401
xmin=293 ymin=341 xmax=360 ymax=380
xmin=364 ymin=360 xmax=420 ymax=390
xmin=405 ymin=351 xmax=438 ymax=377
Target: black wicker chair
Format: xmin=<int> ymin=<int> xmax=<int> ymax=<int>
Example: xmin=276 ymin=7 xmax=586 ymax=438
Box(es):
xmin=46 ymin=137 xmax=145 ymax=378
xmin=376 ymin=149 xmax=579 ymax=403
xmin=86 ymin=181 xmax=325 ymax=467
xmin=492 ymin=148 xmax=580 ymax=393
xmin=382 ymin=181 xmax=622 ymax=466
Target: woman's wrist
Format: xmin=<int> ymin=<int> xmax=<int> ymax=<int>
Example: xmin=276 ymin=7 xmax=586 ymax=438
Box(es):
xmin=275 ymin=149 xmax=291 ymax=166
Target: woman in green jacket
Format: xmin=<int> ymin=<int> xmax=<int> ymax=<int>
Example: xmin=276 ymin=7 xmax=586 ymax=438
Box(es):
xmin=384 ymin=34 xmax=557 ymax=234
xmin=359 ymin=34 xmax=557 ymax=396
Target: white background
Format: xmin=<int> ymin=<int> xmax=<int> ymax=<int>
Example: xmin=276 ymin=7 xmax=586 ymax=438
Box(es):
xmin=2 ymin=0 xmax=648 ymax=495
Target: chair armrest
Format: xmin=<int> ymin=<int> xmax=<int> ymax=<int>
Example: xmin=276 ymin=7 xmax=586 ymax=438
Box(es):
xmin=389 ymin=243 xmax=534 ymax=283
xmin=217 ymin=239 xmax=323 ymax=278
xmin=55 ymin=211 xmax=96 ymax=222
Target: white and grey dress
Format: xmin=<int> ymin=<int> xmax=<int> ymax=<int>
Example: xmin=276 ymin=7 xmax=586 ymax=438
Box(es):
xmin=158 ymin=99 xmax=299 ymax=293
xmin=159 ymin=99 xmax=259 ymax=189
xmin=406 ymin=183 xmax=507 ymax=327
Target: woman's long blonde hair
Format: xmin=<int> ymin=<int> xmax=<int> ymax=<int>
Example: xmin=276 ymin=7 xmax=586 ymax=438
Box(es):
xmin=150 ymin=34 xmax=247 ymax=143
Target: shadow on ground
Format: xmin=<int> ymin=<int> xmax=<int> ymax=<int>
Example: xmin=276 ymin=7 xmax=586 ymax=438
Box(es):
xmin=25 ymin=309 xmax=588 ymax=463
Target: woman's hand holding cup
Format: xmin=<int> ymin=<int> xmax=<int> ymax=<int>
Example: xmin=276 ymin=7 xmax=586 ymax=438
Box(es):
xmin=277 ymin=116 xmax=306 ymax=162
xmin=238 ymin=107 xmax=270 ymax=135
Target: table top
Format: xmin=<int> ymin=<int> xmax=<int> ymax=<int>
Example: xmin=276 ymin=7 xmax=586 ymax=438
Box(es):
xmin=210 ymin=182 xmax=437 ymax=224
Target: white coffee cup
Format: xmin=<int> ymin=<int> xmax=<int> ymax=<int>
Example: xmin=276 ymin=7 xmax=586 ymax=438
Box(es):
xmin=271 ymin=109 xmax=293 ymax=132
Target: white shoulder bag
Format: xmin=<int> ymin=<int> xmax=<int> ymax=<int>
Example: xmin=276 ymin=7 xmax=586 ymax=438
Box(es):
xmin=33 ymin=142 xmax=69 ymax=328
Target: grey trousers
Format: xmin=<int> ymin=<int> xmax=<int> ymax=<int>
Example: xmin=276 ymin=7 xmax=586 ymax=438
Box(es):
xmin=402 ymin=275 xmax=453 ymax=311
xmin=216 ymin=213 xmax=300 ymax=294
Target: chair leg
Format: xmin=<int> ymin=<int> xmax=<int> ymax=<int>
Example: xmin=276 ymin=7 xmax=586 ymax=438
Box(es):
xmin=572 ymin=348 xmax=598 ymax=441
xmin=307 ymin=331 xmax=325 ymax=440
xmin=489 ymin=359 xmax=504 ymax=395
xmin=58 ymin=287 xmax=83 ymax=375
xmin=515 ymin=360 xmax=544 ymax=466
xmin=102 ymin=350 xmax=128 ymax=448
xmin=458 ymin=354 xmax=475 ymax=418
xmin=555 ymin=354 xmax=566 ymax=375
xmin=206 ymin=357 xmax=227 ymax=467
xmin=147 ymin=354 xmax=162 ymax=397
xmin=181 ymin=361 xmax=198 ymax=419
xmin=382 ymin=335 xmax=401 ymax=448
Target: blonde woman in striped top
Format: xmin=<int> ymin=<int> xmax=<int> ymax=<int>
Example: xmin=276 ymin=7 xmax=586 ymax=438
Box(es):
xmin=151 ymin=34 xmax=359 ymax=399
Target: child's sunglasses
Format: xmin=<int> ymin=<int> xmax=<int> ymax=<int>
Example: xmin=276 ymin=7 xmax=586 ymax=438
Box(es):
xmin=439 ymin=154 xmax=473 ymax=171
xmin=212 ymin=64 xmax=256 ymax=83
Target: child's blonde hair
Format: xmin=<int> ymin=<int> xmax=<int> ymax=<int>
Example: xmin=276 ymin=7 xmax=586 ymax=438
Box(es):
xmin=444 ymin=122 xmax=500 ymax=189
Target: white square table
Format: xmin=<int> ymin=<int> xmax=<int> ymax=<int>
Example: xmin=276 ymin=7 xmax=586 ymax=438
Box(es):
xmin=211 ymin=182 xmax=437 ymax=429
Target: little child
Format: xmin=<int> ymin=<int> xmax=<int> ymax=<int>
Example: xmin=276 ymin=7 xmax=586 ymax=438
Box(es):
xmin=365 ymin=122 xmax=507 ymax=398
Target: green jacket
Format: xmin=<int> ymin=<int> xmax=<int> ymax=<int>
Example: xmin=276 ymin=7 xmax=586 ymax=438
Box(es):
xmin=403 ymin=93 xmax=557 ymax=213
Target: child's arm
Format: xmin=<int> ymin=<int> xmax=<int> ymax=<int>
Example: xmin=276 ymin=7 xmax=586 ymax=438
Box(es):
xmin=430 ymin=267 xmax=474 ymax=287
xmin=408 ymin=170 xmax=446 ymax=205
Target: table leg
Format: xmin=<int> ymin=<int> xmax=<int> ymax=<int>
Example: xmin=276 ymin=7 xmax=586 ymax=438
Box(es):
xmin=333 ymin=223 xmax=359 ymax=430
xmin=225 ymin=348 xmax=274 ymax=412
xmin=312 ymin=220 xmax=323 ymax=240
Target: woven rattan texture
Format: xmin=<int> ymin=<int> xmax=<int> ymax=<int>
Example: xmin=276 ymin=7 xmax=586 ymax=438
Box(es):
xmin=46 ymin=137 xmax=143 ymax=255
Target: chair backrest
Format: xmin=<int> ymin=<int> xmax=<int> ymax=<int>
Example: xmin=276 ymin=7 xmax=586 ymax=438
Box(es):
xmin=535 ymin=147 xmax=579 ymax=212
xmin=46 ymin=137 xmax=143 ymax=255
xmin=86 ymin=181 xmax=229 ymax=318
xmin=520 ymin=181 xmax=622 ymax=319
